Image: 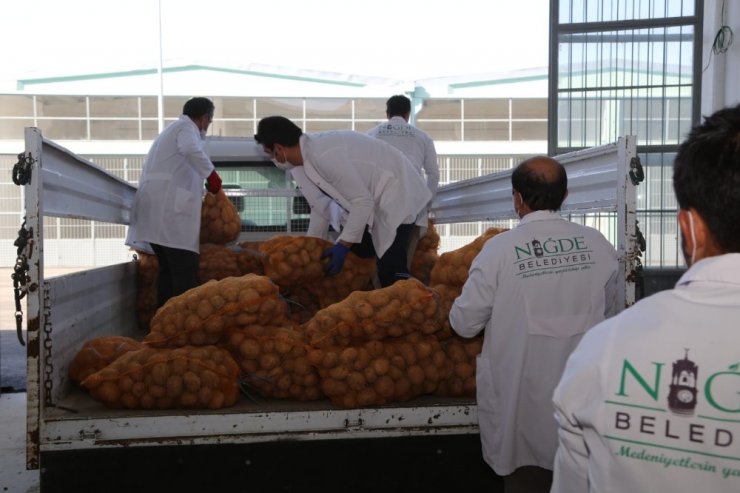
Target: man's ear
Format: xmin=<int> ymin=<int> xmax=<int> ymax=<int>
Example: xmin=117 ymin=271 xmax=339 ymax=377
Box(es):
xmin=678 ymin=208 xmax=714 ymax=261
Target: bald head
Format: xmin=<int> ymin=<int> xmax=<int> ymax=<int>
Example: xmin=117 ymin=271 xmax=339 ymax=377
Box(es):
xmin=511 ymin=156 xmax=568 ymax=212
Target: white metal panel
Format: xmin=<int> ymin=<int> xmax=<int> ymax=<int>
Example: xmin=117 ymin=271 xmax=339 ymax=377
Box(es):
xmin=204 ymin=136 xmax=271 ymax=163
xmin=35 ymin=132 xmax=136 ymax=223
xmin=430 ymin=138 xmax=627 ymax=223
xmin=46 ymin=263 xmax=139 ymax=404
xmin=41 ymin=400 xmax=477 ymax=451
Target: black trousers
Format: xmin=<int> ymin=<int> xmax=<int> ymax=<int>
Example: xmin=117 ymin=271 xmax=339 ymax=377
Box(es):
xmin=151 ymin=243 xmax=200 ymax=307
xmin=503 ymin=466 xmax=553 ymax=493
xmin=351 ymin=224 xmax=415 ymax=288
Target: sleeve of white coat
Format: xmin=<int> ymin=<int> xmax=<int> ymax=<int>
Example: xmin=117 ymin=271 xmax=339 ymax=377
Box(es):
xmin=307 ymin=211 xmax=330 ymax=239
xmin=423 ymin=137 xmax=439 ymax=199
xmin=449 ymin=247 xmax=496 ymax=338
xmin=603 ymin=269 xmax=618 ymax=318
xmin=602 ymin=243 xmax=619 ymax=318
xmin=176 ymin=127 xmax=214 ymax=179
xmin=314 ymin=148 xmax=374 ymax=246
xmin=551 ymin=327 xmax=608 ymax=493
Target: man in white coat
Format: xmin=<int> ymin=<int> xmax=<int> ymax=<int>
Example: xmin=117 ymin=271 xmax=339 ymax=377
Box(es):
xmin=367 ymin=95 xmax=439 ymax=266
xmin=126 ymin=97 xmax=222 ymax=307
xmin=449 ymin=156 xmax=618 ymax=492
xmin=254 ymin=116 xmax=431 ymax=287
xmin=551 ymin=104 xmax=740 ymax=493
xmin=289 ymin=166 xmax=345 ymax=241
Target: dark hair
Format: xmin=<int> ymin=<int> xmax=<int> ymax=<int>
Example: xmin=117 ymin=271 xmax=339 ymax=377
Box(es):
xmin=511 ymin=157 xmax=568 ymax=211
xmin=182 ymin=97 xmax=214 ymax=119
xmin=254 ymin=116 xmax=303 ymax=150
xmin=673 ymin=104 xmax=740 ymax=253
xmin=386 ymin=95 xmax=411 ymax=117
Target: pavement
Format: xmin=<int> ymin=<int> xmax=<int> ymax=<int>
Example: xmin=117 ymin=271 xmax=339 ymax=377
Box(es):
xmin=1 ymin=267 xmax=80 ymax=493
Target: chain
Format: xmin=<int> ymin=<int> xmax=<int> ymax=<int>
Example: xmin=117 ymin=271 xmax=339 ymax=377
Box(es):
xmin=12 ymin=152 xmax=34 ymax=186
xmin=42 ymin=288 xmax=54 ymax=406
xmin=12 ymin=220 xmax=31 ymax=346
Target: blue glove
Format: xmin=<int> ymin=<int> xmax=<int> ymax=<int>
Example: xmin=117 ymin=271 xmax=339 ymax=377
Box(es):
xmin=321 ymin=242 xmax=351 ymax=276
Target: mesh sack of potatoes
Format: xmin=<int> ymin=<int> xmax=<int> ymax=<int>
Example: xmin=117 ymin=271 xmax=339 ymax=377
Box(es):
xmin=307 ymin=332 xmax=451 ymax=408
xmin=302 ymin=279 xmax=443 ymax=349
xmin=410 ymin=220 xmax=440 ymax=285
xmin=145 ymin=274 xmax=289 ymax=348
xmin=135 ymin=252 xmax=159 ymax=331
xmin=222 ymin=325 xmax=322 ymax=401
xmin=81 ymin=345 xmax=239 ymax=410
xmin=233 ymin=245 xmax=266 ymax=276
xmin=239 ymin=240 xmax=263 ymax=251
xmin=281 ymin=286 xmax=321 ymax=324
xmin=259 ymin=235 xmax=375 ymax=307
xmin=199 ymin=189 xmax=241 ymax=245
xmin=69 ymin=336 xmax=145 ymax=385
xmin=197 ymin=243 xmax=242 ymax=283
xmin=430 ymin=283 xmax=463 ymax=340
xmin=435 ymin=335 xmax=482 ymax=397
xmin=429 ymin=227 xmax=507 ymax=288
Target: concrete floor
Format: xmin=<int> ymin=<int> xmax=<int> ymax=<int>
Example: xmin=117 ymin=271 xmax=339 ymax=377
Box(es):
xmin=0 ymin=393 xmax=40 ymax=492
xmin=1 ymin=267 xmax=57 ymax=492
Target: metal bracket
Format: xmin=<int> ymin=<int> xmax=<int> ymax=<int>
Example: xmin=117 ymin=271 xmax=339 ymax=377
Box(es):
xmin=629 ymin=156 xmax=645 ymax=185
xmin=12 ymin=151 xmax=35 ymax=186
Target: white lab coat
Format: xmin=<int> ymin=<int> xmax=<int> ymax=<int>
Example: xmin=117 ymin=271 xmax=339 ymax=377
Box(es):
xmin=125 ymin=115 xmax=214 ymax=254
xmin=449 ymin=210 xmax=618 ymax=476
xmin=551 ymin=253 xmax=740 ymax=493
xmin=367 ymin=116 xmax=439 ymax=217
xmin=299 ymin=131 xmax=431 ymax=257
xmin=289 ymin=166 xmax=345 ymax=239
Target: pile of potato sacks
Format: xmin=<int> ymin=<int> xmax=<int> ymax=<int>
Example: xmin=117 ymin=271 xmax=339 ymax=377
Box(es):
xmin=84 ymin=198 xmax=504 ymax=409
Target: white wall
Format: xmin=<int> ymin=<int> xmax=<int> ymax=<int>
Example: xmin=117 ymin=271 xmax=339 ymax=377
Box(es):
xmin=701 ymin=0 xmax=740 ymax=114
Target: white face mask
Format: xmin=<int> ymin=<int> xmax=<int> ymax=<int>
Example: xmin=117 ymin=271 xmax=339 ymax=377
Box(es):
xmin=199 ymin=129 xmax=207 ymax=140
xmin=687 ymin=210 xmax=697 ymax=266
xmin=512 ymin=192 xmax=522 ymax=219
xmin=271 ymin=149 xmax=294 ymax=171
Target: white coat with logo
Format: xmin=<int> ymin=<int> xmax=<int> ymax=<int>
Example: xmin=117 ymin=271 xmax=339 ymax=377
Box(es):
xmin=125 ymin=115 xmax=214 ymax=254
xmin=551 ymin=253 xmax=740 ymax=493
xmin=449 ymin=210 xmax=618 ymax=476
xmin=299 ymin=131 xmax=431 ymax=257
xmin=367 ymin=116 xmax=439 ymax=218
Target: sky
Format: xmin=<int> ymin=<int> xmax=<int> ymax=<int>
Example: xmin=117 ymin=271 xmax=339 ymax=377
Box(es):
xmin=0 ymin=0 xmax=550 ymax=82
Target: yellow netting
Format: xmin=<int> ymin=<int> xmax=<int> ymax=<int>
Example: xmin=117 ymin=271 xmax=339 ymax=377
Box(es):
xmin=81 ymin=345 xmax=240 ymax=410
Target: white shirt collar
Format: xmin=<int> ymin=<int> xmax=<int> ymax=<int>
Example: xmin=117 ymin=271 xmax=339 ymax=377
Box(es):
xmin=517 ymin=210 xmax=563 ymax=226
xmin=676 ymin=253 xmax=740 ymax=287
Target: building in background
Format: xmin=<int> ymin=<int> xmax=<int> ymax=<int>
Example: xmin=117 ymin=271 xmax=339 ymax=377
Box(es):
xmin=0 ymin=65 xmax=548 ymax=267
xmin=1 ymin=0 xmax=737 ymax=273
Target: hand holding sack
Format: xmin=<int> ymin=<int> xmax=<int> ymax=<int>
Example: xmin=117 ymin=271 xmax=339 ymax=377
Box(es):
xmin=259 ymin=236 xmax=375 ymax=311
xmin=321 ymin=242 xmax=351 ymax=275
xmin=200 ymin=188 xmax=241 ymax=245
xmin=205 ymin=170 xmax=222 ymax=193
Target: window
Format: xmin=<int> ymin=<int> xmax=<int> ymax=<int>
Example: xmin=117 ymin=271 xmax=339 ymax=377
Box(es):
xmin=36 ymin=96 xmax=86 ymax=117
xmin=90 ymin=96 xmax=139 ymax=117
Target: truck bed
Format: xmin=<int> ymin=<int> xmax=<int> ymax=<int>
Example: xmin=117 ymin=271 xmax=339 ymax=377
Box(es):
xmin=42 ymin=387 xmax=478 ymax=451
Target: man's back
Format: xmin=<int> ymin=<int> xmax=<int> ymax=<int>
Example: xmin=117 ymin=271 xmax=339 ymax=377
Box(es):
xmin=451 ymin=210 xmax=618 ymax=475
xmin=552 ymin=253 xmax=740 ymax=493
xmin=368 ymin=116 xmax=439 ymax=196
